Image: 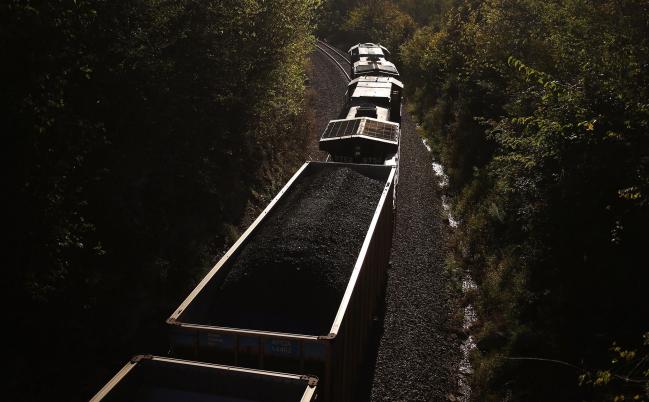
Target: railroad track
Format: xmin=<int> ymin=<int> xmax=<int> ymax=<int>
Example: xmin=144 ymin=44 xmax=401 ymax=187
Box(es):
xmin=316 ymin=39 xmax=351 ymax=82
xmin=317 ymin=39 xmax=351 ymax=64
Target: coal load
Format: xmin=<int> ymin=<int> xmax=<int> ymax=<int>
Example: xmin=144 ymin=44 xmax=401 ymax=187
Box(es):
xmin=207 ymin=167 xmax=384 ymax=335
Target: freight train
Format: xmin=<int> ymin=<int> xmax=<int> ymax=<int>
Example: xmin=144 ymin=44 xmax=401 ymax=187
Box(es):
xmin=91 ymin=42 xmax=402 ymax=402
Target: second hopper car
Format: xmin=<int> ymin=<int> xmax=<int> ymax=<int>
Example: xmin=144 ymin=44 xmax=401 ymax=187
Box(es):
xmin=90 ymin=355 xmax=317 ymax=402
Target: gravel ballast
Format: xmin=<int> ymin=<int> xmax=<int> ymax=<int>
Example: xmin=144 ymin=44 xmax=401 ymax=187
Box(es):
xmin=306 ymin=50 xmax=349 ymax=161
xmin=204 ymin=166 xmax=385 ymax=335
xmin=368 ymin=105 xmax=462 ymax=401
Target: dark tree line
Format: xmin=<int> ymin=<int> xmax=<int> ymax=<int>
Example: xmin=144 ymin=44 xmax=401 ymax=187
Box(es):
xmin=3 ymin=0 xmax=317 ymax=400
xmin=321 ymin=0 xmax=648 ymax=400
xmin=401 ymin=1 xmax=649 ymax=400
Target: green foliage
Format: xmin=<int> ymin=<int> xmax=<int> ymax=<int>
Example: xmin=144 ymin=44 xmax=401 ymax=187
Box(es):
xmin=319 ymin=0 xmax=433 ymax=60
xmin=3 ymin=0 xmax=318 ymax=400
xmin=578 ymin=333 xmax=649 ymax=401
xmin=397 ymin=0 xmax=649 ymax=400
xmin=318 ymin=0 xmax=456 ymax=39
xmin=340 ymin=0 xmax=417 ymax=57
xmin=396 ymin=0 xmax=456 ymax=26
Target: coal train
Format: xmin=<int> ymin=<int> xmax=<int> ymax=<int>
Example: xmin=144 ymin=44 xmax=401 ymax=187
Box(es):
xmin=91 ymin=42 xmax=402 ymax=402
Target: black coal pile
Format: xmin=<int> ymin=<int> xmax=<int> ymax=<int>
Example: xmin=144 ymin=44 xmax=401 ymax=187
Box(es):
xmin=206 ymin=166 xmax=385 ymax=335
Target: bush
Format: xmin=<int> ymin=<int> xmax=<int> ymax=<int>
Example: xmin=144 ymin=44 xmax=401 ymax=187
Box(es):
xmin=3 ymin=0 xmax=318 ymax=399
xmin=400 ymin=0 xmax=649 ymax=399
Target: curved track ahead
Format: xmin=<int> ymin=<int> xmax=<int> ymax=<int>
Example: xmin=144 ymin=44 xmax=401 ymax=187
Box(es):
xmin=315 ymin=39 xmax=351 ymax=82
xmin=317 ymin=40 xmax=351 ymax=64
xmin=305 ymin=42 xmax=349 ymax=162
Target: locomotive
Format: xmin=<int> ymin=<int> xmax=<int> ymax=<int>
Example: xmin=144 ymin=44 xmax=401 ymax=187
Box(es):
xmin=91 ymin=42 xmax=402 ymax=402
xmin=319 ymin=42 xmax=402 ymax=191
xmin=318 ymin=74 xmax=402 ymax=165
xmin=348 ymin=42 xmax=391 ymax=63
xmin=348 ymin=42 xmax=399 ymax=79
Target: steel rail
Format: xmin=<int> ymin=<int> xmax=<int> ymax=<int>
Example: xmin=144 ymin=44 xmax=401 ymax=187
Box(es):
xmin=316 ymin=39 xmax=351 ymax=65
xmin=315 ymin=42 xmax=351 ymax=82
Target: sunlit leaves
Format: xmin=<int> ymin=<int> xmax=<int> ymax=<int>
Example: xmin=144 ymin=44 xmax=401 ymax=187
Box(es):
xmin=396 ymin=0 xmax=649 ymax=400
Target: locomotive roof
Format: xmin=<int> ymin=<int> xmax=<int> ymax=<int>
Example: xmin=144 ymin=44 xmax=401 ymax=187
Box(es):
xmin=320 ymin=117 xmax=399 ymax=144
xmin=350 ymin=81 xmax=393 ymax=99
xmin=348 ymin=43 xmax=391 ymax=55
xmin=353 ymin=59 xmax=399 ymax=76
xmin=349 ymin=75 xmax=404 ymax=89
